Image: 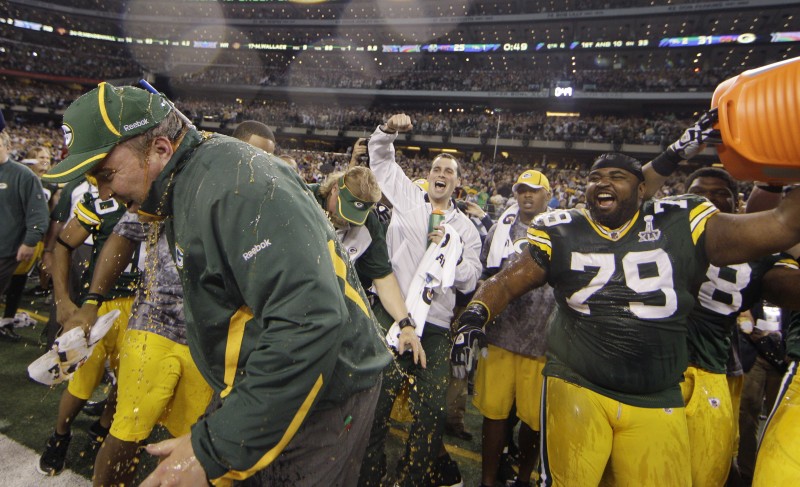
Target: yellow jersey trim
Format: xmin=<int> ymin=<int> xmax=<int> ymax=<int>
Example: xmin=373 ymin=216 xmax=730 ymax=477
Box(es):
xmin=582 ymin=209 xmax=640 ymax=241
xmin=74 ymin=203 xmax=100 ymax=228
xmin=327 ymin=240 xmax=369 ymax=317
xmin=526 ymin=227 xmax=552 ymax=260
xmin=689 ymin=202 xmax=719 ymax=245
xmin=775 ymin=258 xmax=800 ymax=270
xmin=220 ymin=306 xmax=252 ymax=399
xmin=212 ymin=374 xmax=324 ymax=483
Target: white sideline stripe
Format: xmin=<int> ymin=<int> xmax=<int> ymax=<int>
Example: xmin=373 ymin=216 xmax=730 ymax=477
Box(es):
xmin=0 ymin=434 xmax=90 ymax=486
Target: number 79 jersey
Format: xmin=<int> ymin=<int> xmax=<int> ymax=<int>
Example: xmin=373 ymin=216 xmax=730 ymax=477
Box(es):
xmin=527 ymin=195 xmax=718 ymax=408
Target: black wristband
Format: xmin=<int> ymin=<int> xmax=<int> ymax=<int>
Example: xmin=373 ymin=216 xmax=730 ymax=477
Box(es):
xmin=398 ymin=315 xmax=416 ymax=330
xmin=56 ymin=236 xmax=77 ymax=251
xmin=650 ymin=147 xmax=682 ymax=177
xmin=756 ymin=184 xmax=784 ymax=194
xmin=82 ymin=293 xmax=105 ymax=306
xmin=457 ymin=301 xmax=491 ymax=328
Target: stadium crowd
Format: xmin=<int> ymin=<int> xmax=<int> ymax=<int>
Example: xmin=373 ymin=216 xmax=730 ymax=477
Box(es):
xmin=2 ymin=78 xmax=696 ymax=147
xmin=0 ymin=34 xmax=743 ymax=94
xmin=12 ymin=0 xmax=713 ymax=20
xmin=1 ymin=118 xmax=701 ymax=220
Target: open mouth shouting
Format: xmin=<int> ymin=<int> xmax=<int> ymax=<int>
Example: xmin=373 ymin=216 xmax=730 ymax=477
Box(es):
xmin=595 ymin=191 xmax=616 ymax=209
xmin=433 ymin=180 xmax=447 ymax=190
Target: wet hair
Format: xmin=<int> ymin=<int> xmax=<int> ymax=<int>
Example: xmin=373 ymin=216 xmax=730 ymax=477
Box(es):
xmin=685 ymin=167 xmax=739 ymax=204
xmin=320 ymin=166 xmax=382 ymax=203
xmin=124 ymin=111 xmax=184 ymax=158
xmin=232 ymin=120 xmax=276 ymax=144
xmin=590 ymin=153 xmax=644 ymax=181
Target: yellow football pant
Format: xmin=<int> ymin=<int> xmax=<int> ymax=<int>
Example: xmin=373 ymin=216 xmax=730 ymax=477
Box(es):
xmin=541 ymin=376 xmax=690 ymax=487
xmin=680 ymin=366 xmax=734 ymax=487
xmin=111 ymin=330 xmax=213 ymax=441
xmin=753 ymin=361 xmax=800 ymax=486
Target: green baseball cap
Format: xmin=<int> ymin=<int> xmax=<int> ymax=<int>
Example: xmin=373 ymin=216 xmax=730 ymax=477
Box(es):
xmin=43 ymin=82 xmax=173 ymax=183
xmin=336 ymin=176 xmax=375 ymax=225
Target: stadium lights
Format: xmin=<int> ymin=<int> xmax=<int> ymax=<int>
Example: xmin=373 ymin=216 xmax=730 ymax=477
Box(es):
xmin=546 ymin=111 xmax=581 ymax=117
xmin=6 ymin=16 xmax=800 ymax=53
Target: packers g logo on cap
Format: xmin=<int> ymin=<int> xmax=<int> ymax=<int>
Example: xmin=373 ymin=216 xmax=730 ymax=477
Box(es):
xmin=337 ymin=176 xmax=375 ymax=225
xmin=62 ymin=124 xmax=74 ymax=148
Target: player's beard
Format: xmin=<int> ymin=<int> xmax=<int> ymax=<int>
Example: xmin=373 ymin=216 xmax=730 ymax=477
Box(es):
xmin=587 ymin=191 xmax=640 ymax=229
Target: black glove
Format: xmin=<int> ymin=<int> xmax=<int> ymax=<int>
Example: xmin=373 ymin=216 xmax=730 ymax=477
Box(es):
xmin=652 ymin=109 xmax=720 ymax=176
xmin=450 ymin=303 xmax=490 ymax=380
xmin=669 ymin=108 xmax=720 ymax=160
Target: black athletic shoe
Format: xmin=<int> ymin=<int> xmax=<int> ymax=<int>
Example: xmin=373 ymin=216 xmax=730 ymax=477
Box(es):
xmin=425 ymin=454 xmax=464 ymax=487
xmin=85 ymin=420 xmax=109 ymax=454
xmin=82 ymin=399 xmax=107 ymax=417
xmin=0 ymin=325 xmax=21 ymax=342
xmin=37 ymin=432 xmax=71 ymax=476
xmin=497 ymin=452 xmax=519 ymax=483
xmin=444 ymin=423 xmax=474 ymax=441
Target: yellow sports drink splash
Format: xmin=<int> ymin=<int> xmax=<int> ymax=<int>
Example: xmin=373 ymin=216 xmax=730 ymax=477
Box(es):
xmin=711 ymin=56 xmax=800 ymax=183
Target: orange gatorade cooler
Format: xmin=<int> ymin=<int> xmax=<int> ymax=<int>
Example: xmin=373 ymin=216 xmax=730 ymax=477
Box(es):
xmin=711 ymin=56 xmax=800 ymax=183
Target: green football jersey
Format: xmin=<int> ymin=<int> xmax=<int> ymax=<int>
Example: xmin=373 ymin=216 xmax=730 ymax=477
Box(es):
xmin=528 ymin=195 xmax=717 ymax=407
xmin=74 ymin=192 xmax=141 ymax=300
xmin=688 ymin=254 xmax=799 ymax=373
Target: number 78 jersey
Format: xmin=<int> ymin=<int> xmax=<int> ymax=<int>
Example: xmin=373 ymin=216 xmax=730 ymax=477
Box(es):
xmin=689 ymin=253 xmax=799 ymax=373
xmin=528 ymin=195 xmax=717 ymax=408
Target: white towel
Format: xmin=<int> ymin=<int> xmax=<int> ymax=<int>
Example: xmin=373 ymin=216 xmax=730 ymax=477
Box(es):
xmin=486 ymin=204 xmax=518 ymax=269
xmin=386 ymin=223 xmax=463 ymax=349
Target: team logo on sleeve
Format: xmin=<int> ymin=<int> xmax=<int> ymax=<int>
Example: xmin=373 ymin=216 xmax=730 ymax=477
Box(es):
xmin=638 ymin=215 xmax=661 ymax=242
xmin=175 ymin=244 xmax=184 ymax=269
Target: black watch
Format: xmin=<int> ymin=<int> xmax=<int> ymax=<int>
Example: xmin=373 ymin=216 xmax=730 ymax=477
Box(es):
xmin=398 ymin=315 xmax=416 ymax=330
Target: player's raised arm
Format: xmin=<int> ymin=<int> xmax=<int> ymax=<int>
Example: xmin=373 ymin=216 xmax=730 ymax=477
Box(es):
xmin=705 ymin=188 xmax=800 ymax=266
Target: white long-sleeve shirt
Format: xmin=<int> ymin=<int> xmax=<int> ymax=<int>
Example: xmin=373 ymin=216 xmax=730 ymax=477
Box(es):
xmin=368 ymin=126 xmax=482 ymax=329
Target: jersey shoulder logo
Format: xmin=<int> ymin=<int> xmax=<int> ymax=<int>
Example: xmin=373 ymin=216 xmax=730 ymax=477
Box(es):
xmin=175 ymin=244 xmax=184 ymax=269
xmin=637 ymin=215 xmax=661 ymax=243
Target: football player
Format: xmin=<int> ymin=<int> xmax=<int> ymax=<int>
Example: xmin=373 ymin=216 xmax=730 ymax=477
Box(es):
xmin=452 ymin=153 xmax=800 ymax=486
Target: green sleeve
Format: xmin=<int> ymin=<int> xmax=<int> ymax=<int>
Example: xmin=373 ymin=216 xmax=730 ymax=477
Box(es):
xmin=22 ymin=171 xmax=49 ymax=246
xmin=354 ymin=211 xmax=394 ymax=281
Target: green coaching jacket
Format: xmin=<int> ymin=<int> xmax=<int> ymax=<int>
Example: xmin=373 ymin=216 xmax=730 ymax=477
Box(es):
xmin=140 ymin=129 xmax=391 ymax=484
